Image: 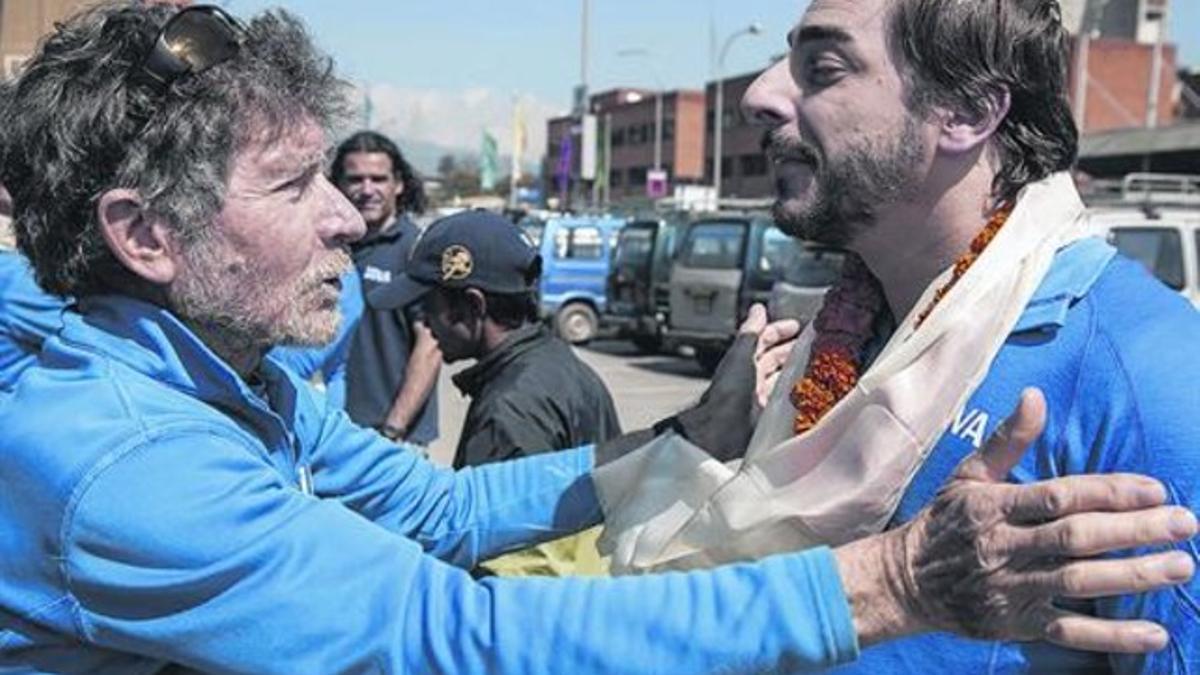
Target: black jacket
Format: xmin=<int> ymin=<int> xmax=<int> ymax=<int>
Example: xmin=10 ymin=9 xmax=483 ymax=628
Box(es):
xmin=452 ymin=324 xmax=621 ymax=469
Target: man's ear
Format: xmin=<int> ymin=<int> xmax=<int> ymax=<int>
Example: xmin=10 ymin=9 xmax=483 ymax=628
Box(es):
xmin=96 ymin=189 xmax=181 ymax=286
xmin=937 ymin=88 xmax=1011 ymax=155
xmin=464 ymin=287 xmax=487 ymax=321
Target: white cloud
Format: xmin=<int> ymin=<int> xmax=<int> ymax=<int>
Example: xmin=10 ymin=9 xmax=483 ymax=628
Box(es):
xmin=354 ymin=84 xmax=566 ymax=162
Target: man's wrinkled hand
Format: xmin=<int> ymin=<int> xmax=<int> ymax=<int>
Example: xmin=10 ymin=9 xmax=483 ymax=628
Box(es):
xmin=896 ymin=388 xmax=1197 ymax=653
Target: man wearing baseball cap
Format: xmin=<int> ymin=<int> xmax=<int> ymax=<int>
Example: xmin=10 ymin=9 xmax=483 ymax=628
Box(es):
xmin=371 ymin=210 xmax=620 ymax=575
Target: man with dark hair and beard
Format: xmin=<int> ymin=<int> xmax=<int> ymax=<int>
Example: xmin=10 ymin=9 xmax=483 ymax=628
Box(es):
xmin=0 ymin=3 xmax=1195 ymax=674
xmin=596 ymin=0 xmax=1200 ymax=673
xmin=332 ymin=130 xmax=442 ymax=445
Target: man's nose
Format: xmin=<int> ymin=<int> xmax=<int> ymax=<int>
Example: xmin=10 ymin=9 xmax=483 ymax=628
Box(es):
xmin=741 ymin=59 xmax=796 ymax=128
xmin=320 ymin=176 xmax=366 ymax=244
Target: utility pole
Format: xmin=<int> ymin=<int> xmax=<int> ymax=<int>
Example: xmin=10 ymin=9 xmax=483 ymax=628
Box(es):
xmin=1145 ymin=0 xmax=1168 ymax=130
xmin=1143 ymin=0 xmax=1169 ymax=172
xmin=713 ymin=24 xmax=762 ymax=203
xmin=617 ymin=48 xmax=665 ymax=171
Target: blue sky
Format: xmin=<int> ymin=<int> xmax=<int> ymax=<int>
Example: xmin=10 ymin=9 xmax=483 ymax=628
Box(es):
xmin=223 ymin=0 xmax=1199 ymax=163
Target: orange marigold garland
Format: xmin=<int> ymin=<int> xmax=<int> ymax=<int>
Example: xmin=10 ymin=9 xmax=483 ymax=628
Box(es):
xmin=790 ymin=203 xmax=1014 ymax=436
xmin=789 ymin=254 xmax=884 ymax=435
xmin=914 ymin=202 xmax=1014 ymax=328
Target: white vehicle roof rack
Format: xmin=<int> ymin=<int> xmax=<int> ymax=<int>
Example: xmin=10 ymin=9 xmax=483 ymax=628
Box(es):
xmin=1120 ymin=173 xmax=1200 ymax=207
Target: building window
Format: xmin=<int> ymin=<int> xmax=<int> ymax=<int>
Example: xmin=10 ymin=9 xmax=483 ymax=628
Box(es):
xmin=612 ymin=128 xmax=625 ymax=147
xmin=740 ymin=154 xmax=768 ymax=177
xmin=629 ymin=167 xmax=647 ymax=187
xmin=663 ymin=119 xmax=675 ymax=142
xmin=609 ymin=169 xmax=623 ymax=187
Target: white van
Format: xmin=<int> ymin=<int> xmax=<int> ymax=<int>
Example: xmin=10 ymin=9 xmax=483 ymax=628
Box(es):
xmin=1081 ymin=174 xmax=1200 ymax=309
xmin=1083 ymin=206 xmax=1200 ymax=308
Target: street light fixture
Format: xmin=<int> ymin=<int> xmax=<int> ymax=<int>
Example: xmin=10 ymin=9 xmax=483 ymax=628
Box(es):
xmin=616 ymin=48 xmax=665 ymax=172
xmin=713 ymin=22 xmax=762 ymax=203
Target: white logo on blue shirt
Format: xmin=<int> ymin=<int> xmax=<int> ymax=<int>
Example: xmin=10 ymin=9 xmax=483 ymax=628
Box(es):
xmin=950 ymin=407 xmax=991 ymax=449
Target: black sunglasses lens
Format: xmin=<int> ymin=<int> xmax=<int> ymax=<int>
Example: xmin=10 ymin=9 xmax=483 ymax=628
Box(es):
xmin=162 ymin=8 xmax=243 ymax=73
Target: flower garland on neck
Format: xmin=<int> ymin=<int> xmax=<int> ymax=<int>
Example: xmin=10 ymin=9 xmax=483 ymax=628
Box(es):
xmin=789 ymin=203 xmax=1014 ymax=436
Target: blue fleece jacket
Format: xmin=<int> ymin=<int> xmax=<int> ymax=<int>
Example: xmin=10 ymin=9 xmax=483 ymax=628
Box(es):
xmin=0 ymin=251 xmax=65 ymax=391
xmin=0 ymin=294 xmax=857 ymax=673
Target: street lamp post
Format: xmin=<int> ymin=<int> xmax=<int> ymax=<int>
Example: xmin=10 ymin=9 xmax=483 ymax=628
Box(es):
xmin=713 ymin=23 xmax=762 ymax=203
xmin=617 ymin=48 xmax=665 ymax=172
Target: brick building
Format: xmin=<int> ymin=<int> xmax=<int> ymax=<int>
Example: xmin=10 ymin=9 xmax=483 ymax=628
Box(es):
xmin=1068 ymin=38 xmax=1178 ymax=132
xmin=543 ymin=87 xmax=706 ymax=207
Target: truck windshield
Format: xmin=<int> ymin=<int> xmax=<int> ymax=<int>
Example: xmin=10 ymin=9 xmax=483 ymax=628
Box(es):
xmin=615 ymin=226 xmax=655 ymax=267
xmin=682 ymin=222 xmax=745 ymax=269
xmin=519 ymin=218 xmax=546 ymax=247
xmin=1110 ymin=226 xmax=1184 ymax=290
xmin=760 ymin=227 xmax=845 ymax=287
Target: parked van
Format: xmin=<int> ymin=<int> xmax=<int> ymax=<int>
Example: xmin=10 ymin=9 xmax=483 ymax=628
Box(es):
xmin=1084 ymin=206 xmax=1200 ymax=308
xmin=603 ymin=214 xmax=688 ymax=352
xmin=519 ymin=214 xmax=626 ymax=343
xmin=667 ymin=215 xmax=844 ymax=372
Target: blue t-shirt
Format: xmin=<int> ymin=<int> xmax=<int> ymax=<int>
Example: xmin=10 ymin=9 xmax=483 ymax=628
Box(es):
xmin=833 ymin=238 xmax=1200 ymax=674
xmin=345 ymin=216 xmax=439 ymax=443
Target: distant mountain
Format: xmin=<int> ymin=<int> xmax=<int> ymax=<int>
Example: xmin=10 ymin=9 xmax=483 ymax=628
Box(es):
xmin=388 ymin=137 xmax=541 ymax=179
xmin=389 ymin=137 xmax=458 ymax=177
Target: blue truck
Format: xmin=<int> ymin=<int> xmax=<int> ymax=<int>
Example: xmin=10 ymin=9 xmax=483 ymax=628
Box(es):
xmin=519 ymin=214 xmax=626 ymax=344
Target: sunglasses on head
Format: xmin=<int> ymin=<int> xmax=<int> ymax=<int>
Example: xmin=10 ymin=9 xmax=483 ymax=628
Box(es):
xmin=140 ymin=4 xmax=246 ymax=89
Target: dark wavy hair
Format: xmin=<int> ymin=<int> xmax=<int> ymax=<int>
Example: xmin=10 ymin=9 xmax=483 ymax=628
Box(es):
xmin=889 ymin=0 xmax=1078 ymax=205
xmin=331 ymin=130 xmax=428 ymax=216
xmin=0 ymin=2 xmax=349 ymax=297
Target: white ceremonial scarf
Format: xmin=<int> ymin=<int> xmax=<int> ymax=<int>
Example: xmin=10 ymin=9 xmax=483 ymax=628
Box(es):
xmin=594 ymin=172 xmax=1090 ymax=573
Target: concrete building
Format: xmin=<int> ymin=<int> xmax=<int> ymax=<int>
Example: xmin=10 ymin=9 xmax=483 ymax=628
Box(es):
xmin=1061 ymin=0 xmax=1170 ymax=45
xmin=1179 ymin=68 xmax=1200 ymax=120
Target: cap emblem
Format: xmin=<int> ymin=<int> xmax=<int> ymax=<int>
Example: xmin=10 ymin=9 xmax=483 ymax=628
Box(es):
xmin=441 ymin=245 xmax=474 ymax=281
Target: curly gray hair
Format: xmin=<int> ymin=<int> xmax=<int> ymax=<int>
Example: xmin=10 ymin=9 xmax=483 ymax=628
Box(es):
xmin=0 ymin=2 xmax=350 ymax=296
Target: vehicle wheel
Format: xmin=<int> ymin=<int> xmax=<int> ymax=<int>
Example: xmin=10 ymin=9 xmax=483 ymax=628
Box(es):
xmin=556 ymin=303 xmax=599 ymax=344
xmin=632 ymin=334 xmax=662 ymax=354
xmin=694 ymin=346 xmax=724 ymax=375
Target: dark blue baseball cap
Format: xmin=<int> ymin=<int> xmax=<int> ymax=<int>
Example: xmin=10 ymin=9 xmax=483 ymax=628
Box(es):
xmin=368 ymin=210 xmax=541 ymax=310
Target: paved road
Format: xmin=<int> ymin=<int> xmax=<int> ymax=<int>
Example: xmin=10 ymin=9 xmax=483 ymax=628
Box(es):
xmin=426 ymin=340 xmax=710 ymax=466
